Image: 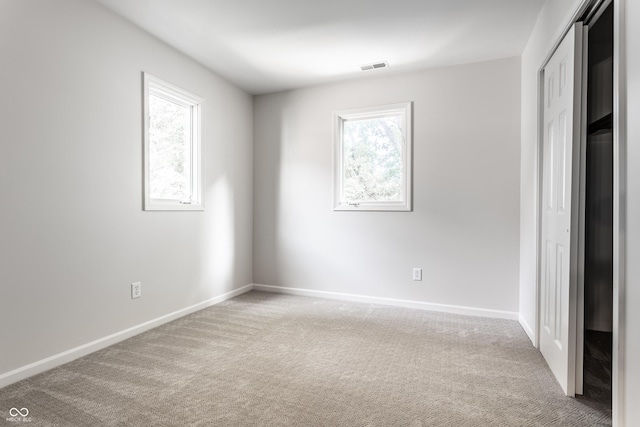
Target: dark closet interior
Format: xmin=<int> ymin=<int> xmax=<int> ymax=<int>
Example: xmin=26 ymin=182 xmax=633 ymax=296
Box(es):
xmin=581 ymin=1 xmax=613 ymax=414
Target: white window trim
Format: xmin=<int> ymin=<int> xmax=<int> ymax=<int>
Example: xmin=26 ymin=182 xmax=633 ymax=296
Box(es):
xmin=143 ymin=72 xmax=204 ymax=211
xmin=333 ymin=102 xmax=413 ymax=211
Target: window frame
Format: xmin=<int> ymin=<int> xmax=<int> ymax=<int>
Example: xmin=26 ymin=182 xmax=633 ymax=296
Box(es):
xmin=143 ymin=72 xmax=204 ymax=211
xmin=333 ymin=102 xmax=413 ymax=212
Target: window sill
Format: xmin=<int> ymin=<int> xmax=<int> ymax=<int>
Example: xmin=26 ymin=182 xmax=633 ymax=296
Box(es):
xmin=333 ymin=201 xmax=412 ymax=212
xmin=144 ymin=200 xmax=204 ymax=211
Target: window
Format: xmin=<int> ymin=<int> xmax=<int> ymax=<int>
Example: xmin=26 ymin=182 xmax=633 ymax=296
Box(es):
xmin=333 ymin=102 xmax=412 ymax=211
xmin=143 ymin=72 xmax=203 ymax=211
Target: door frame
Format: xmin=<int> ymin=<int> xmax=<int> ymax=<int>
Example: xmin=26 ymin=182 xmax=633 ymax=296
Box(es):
xmin=534 ymin=0 xmax=626 ymax=423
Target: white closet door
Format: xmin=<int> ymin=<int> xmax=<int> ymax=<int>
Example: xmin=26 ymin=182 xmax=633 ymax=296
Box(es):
xmin=539 ymin=22 xmax=583 ymax=396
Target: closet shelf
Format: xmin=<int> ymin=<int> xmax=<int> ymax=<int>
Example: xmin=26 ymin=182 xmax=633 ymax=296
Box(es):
xmin=588 ymin=113 xmax=612 ymax=135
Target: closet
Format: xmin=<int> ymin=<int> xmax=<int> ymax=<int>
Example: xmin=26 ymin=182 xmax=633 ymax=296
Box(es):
xmin=581 ymin=0 xmax=613 ymax=412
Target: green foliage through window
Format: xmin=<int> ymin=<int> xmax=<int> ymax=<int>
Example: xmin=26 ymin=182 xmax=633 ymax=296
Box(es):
xmin=149 ymin=94 xmax=191 ymax=201
xmin=343 ymin=116 xmax=403 ymax=202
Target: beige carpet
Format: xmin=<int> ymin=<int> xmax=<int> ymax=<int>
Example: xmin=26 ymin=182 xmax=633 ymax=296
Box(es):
xmin=0 ymin=291 xmax=610 ymax=426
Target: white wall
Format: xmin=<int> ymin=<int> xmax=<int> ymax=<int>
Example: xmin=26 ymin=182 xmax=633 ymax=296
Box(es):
xmin=521 ymin=0 xmax=639 ymax=423
xmin=253 ymin=58 xmax=521 ymax=314
xmin=0 ymin=0 xmax=253 ymax=379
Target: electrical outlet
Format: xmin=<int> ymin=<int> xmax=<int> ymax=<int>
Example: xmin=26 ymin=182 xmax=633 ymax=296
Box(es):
xmin=131 ymin=282 xmax=142 ymax=299
xmin=412 ymin=268 xmax=422 ymax=281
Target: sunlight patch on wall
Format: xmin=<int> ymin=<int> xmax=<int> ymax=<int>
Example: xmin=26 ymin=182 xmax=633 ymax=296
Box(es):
xmin=200 ymin=176 xmax=235 ymax=295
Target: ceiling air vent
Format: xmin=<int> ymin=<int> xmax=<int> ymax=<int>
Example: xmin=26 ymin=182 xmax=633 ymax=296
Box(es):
xmin=360 ymin=61 xmax=389 ymax=71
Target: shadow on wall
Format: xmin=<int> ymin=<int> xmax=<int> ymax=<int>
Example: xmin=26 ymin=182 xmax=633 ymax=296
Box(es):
xmin=252 ymin=96 xmax=286 ymax=286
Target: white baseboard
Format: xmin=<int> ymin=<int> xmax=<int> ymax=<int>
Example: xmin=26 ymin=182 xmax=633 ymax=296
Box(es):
xmin=0 ymin=284 xmax=254 ymax=389
xmin=1 ymin=283 xmax=522 ymax=389
xmin=519 ymin=313 xmax=536 ymax=345
xmin=253 ymin=284 xmax=519 ymax=320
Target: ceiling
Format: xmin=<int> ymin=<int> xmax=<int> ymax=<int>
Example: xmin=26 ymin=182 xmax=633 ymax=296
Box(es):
xmin=95 ymin=0 xmax=546 ymax=95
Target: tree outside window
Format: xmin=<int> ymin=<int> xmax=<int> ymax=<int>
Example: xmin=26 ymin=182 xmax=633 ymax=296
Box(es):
xmin=334 ymin=102 xmax=412 ymax=211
